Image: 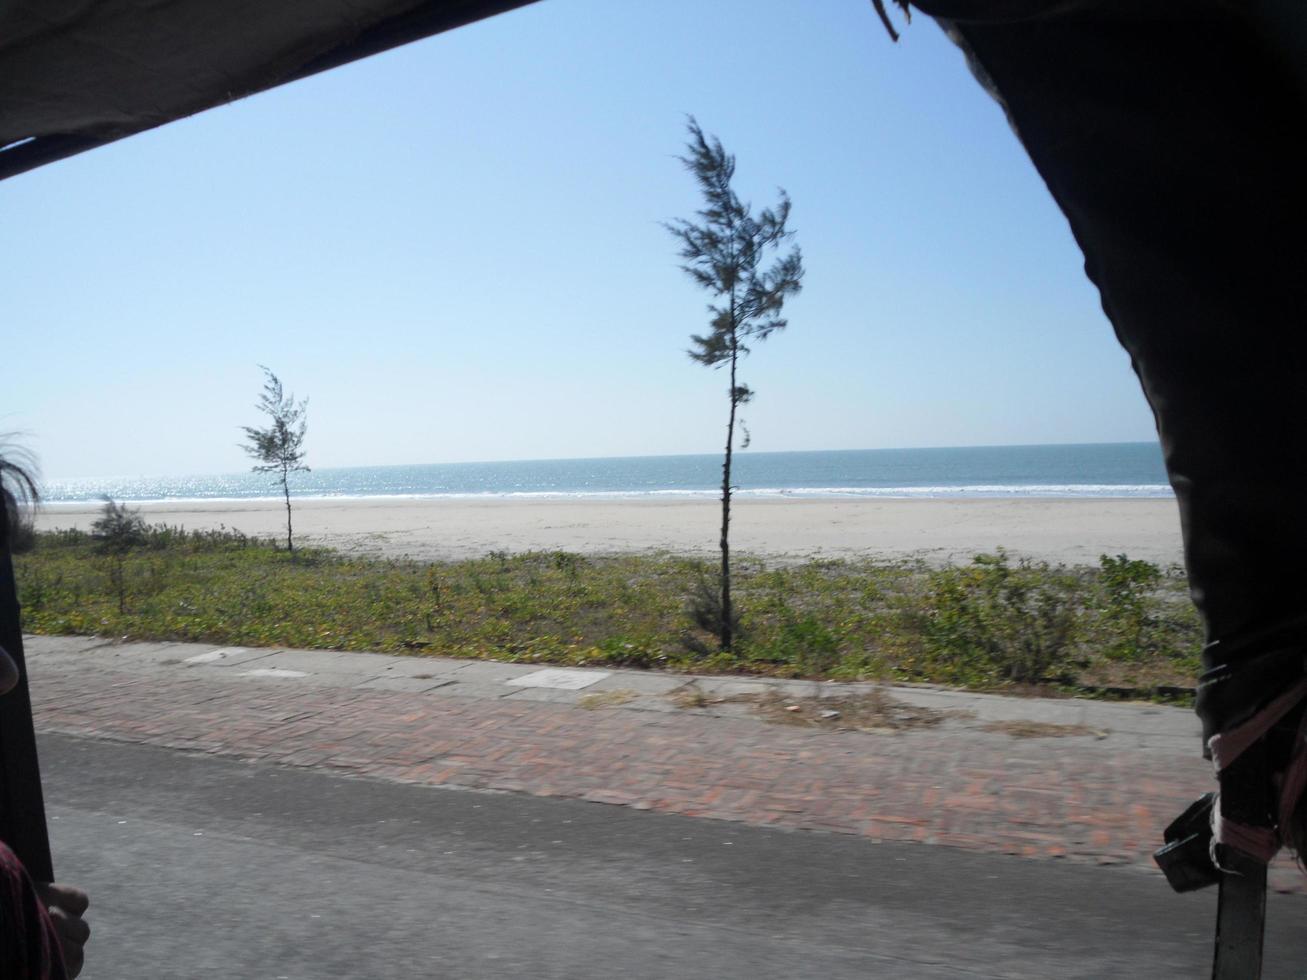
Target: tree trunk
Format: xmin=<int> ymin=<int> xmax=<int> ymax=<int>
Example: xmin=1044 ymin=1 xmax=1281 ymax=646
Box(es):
xmin=282 ymin=470 xmax=294 ymax=555
xmin=720 ymin=343 xmax=737 ymax=652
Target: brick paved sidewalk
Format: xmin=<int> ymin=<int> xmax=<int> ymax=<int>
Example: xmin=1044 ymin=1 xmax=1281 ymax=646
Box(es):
xmin=22 ymin=634 xmax=1305 ymax=892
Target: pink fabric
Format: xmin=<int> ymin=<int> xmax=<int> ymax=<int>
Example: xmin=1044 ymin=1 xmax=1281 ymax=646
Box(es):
xmin=1276 ymin=708 xmax=1307 ymax=833
xmin=1206 ymin=678 xmax=1307 ymax=865
xmin=1213 ymin=818 xmax=1279 ymax=864
xmin=1208 ymin=679 xmax=1307 ymax=771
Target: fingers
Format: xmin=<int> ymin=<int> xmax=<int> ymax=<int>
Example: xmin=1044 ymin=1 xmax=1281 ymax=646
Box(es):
xmin=37 ymin=881 xmax=90 ymax=916
xmin=47 ymin=905 xmax=89 ymax=978
xmin=35 ymin=881 xmax=91 ymax=979
xmin=48 ymin=904 xmax=92 ymax=945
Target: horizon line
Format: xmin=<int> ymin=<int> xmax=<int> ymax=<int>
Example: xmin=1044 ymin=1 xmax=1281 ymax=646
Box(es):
xmin=43 ymin=439 xmax=1162 ymax=484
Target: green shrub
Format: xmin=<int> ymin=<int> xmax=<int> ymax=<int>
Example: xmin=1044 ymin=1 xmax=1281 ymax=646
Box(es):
xmin=682 ymin=570 xmax=742 ymax=657
xmin=758 ymin=613 xmax=842 ymax=676
xmin=920 ymin=551 xmax=1082 ymax=684
xmin=1094 ymin=553 xmax=1163 ymax=660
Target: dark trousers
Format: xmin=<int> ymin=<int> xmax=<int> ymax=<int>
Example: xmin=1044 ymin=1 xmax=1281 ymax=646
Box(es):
xmin=918 ymin=2 xmax=1307 ymax=736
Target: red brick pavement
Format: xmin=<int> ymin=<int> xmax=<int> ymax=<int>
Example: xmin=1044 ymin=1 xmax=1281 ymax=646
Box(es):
xmin=28 ymin=658 xmax=1306 ymax=892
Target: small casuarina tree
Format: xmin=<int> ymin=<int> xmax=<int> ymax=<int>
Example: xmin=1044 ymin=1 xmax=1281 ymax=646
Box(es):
xmin=0 ymin=438 xmax=39 ymax=555
xmin=665 ymin=118 xmax=803 ymax=651
xmin=241 ymin=367 xmax=309 ymax=554
xmin=91 ymin=497 xmax=147 ymax=613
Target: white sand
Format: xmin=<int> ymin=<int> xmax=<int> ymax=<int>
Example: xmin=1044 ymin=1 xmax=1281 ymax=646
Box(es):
xmin=36 ymin=496 xmax=1186 ymax=568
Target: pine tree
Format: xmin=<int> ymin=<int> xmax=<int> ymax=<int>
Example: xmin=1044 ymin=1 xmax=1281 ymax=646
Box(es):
xmin=91 ymin=498 xmax=146 ymax=613
xmin=665 ymin=119 xmax=803 ymax=651
xmin=241 ymin=367 xmax=309 ymax=554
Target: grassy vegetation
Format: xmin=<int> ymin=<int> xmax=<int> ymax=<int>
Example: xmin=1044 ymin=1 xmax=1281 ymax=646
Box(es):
xmin=14 ymin=526 xmax=1203 ymax=699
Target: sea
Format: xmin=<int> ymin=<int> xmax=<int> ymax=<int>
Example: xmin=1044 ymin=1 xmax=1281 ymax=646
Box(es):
xmin=41 ymin=442 xmax=1172 ymax=504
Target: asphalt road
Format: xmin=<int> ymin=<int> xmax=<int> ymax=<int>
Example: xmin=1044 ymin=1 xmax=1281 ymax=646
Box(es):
xmin=39 ymin=733 xmax=1307 ymax=979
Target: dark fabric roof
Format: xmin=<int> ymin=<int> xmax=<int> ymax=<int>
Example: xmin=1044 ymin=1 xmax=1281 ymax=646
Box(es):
xmin=0 ymin=0 xmax=538 ymax=179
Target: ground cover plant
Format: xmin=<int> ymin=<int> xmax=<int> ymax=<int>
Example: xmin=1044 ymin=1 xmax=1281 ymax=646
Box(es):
xmin=14 ymin=527 xmax=1203 ymax=699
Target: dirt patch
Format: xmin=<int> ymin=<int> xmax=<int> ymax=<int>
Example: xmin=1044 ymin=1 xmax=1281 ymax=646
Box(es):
xmin=671 ymin=685 xmax=713 ymax=709
xmin=673 ymin=683 xmax=952 ymax=733
xmin=579 ymin=689 xmax=638 ymax=709
xmin=981 ymin=720 xmax=1104 ymax=739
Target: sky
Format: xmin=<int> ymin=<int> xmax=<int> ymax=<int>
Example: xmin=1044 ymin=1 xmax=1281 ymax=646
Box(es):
xmin=1 ymin=0 xmax=1159 ymax=481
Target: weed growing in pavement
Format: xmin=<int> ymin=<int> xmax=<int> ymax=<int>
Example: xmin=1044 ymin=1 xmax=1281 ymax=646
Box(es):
xmin=579 ymin=690 xmax=638 ymax=710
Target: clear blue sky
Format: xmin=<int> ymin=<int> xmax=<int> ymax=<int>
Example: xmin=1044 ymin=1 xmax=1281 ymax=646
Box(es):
xmin=1 ymin=0 xmax=1157 ymax=480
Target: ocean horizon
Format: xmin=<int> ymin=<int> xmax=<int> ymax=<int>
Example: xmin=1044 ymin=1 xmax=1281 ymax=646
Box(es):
xmin=40 ymin=442 xmax=1173 ymax=505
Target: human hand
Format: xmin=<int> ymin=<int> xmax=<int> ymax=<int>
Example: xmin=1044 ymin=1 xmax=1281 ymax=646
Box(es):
xmin=34 ymin=882 xmax=90 ymax=979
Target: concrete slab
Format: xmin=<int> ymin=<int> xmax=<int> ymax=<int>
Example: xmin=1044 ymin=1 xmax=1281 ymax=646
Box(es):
xmin=78 ymin=641 xmax=202 ymax=665
xmin=588 ymin=672 xmax=691 ymax=696
xmin=354 ymin=676 xmax=456 ymax=694
xmin=696 ymin=679 xmax=774 ymax=698
xmin=25 ymin=641 xmax=231 ymax=675
xmin=619 ymin=696 xmax=687 ymax=714
xmin=358 ymin=656 xmax=467 ymax=679
xmin=248 ymin=649 xmax=382 ymax=674
xmin=774 ymin=679 xmax=856 ymax=699
xmin=447 ymin=661 xmax=539 ymax=683
xmin=182 ymin=647 xmax=278 ymax=667
xmin=506 ymin=668 xmax=611 ymax=691
xmin=504 ymin=687 xmax=589 ymax=705
xmin=22 ymin=634 xmax=111 ymax=655
xmin=886 ymin=685 xmax=1197 ymax=738
xmin=238 ymin=667 xmax=310 ymax=680
xmin=700 ymin=701 xmax=769 ymax=721
xmin=888 ymin=687 xmax=981 ymax=712
xmin=437 ymin=681 xmax=515 ymax=700
xmin=182 ymin=667 xmax=365 ymax=691
xmin=965 ymin=698 xmax=1090 ymax=727
xmin=182 ymin=650 xmax=228 ymax=665
xmin=1080 ymin=702 xmax=1198 ymax=737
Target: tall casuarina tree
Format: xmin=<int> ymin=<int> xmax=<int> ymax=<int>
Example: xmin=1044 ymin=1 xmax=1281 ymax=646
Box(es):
xmin=665 ymin=118 xmax=803 ymax=651
xmin=241 ymin=367 xmax=309 ymax=555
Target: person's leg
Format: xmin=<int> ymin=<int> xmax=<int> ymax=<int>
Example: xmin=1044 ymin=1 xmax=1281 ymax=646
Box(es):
xmin=916 ymin=4 xmax=1307 ymax=741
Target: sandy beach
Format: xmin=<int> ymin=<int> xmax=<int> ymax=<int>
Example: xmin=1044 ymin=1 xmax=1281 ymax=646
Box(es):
xmin=36 ymin=496 xmax=1185 ymax=568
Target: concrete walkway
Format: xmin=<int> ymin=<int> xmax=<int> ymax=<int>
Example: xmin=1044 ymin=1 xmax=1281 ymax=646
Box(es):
xmin=21 ymin=634 xmax=1305 ymax=893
